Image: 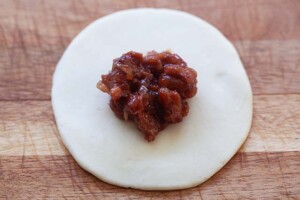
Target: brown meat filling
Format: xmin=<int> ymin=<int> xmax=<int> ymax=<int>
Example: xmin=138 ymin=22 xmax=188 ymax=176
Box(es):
xmin=97 ymin=51 xmax=197 ymax=141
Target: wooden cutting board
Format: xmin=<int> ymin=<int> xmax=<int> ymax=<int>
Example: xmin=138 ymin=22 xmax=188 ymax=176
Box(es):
xmin=0 ymin=0 xmax=299 ymax=199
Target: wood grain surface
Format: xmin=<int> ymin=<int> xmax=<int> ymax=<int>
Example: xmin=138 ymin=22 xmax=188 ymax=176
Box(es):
xmin=0 ymin=0 xmax=299 ymax=199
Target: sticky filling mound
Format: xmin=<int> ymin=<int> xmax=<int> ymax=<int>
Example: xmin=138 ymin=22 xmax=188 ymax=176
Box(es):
xmin=97 ymin=51 xmax=197 ymax=141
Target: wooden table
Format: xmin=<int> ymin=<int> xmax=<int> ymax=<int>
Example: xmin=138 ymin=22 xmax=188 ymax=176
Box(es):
xmin=1 ymin=0 xmax=299 ymax=199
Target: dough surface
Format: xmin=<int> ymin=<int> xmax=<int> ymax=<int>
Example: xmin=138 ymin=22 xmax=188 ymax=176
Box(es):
xmin=52 ymin=8 xmax=253 ymax=190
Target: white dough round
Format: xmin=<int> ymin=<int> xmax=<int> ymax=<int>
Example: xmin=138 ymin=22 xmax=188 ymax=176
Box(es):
xmin=52 ymin=8 xmax=252 ymax=190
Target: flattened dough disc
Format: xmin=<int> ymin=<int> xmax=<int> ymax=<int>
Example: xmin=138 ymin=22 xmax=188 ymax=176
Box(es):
xmin=52 ymin=9 xmax=252 ymax=190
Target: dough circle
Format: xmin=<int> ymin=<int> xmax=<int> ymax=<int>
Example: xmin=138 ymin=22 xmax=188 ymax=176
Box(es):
xmin=52 ymin=9 xmax=252 ymax=190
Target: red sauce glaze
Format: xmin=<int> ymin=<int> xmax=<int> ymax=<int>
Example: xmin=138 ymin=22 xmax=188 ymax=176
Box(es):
xmin=97 ymin=51 xmax=197 ymax=141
